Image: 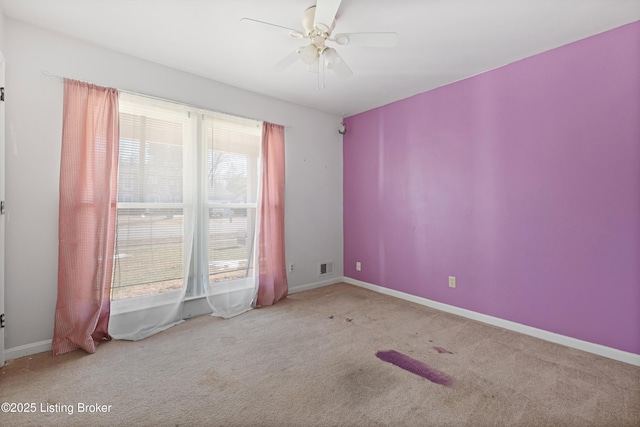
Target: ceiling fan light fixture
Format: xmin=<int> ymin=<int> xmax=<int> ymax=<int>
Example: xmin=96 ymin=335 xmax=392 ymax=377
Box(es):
xmin=323 ymin=48 xmax=341 ymax=69
xmin=297 ymin=44 xmax=319 ymax=65
xmin=306 ymin=59 xmax=319 ymax=73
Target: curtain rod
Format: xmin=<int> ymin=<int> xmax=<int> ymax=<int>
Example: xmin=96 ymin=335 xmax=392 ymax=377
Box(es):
xmin=41 ymin=70 xmax=292 ymax=129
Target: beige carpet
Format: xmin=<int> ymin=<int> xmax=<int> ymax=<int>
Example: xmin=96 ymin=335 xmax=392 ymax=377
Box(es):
xmin=1 ymin=283 xmax=639 ymax=426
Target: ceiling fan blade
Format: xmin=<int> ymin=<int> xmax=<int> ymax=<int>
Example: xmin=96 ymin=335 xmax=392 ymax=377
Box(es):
xmin=332 ymin=58 xmax=353 ymax=79
xmin=333 ymin=32 xmax=399 ymax=47
xmin=240 ymin=18 xmax=304 ymax=38
xmin=323 ymin=48 xmax=353 ymax=78
xmin=273 ymin=49 xmax=301 ymax=71
xmin=313 ymin=0 xmax=342 ymax=33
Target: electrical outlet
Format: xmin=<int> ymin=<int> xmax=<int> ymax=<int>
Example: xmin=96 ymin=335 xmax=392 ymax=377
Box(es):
xmin=356 ymin=261 xmax=361 ymax=271
xmin=448 ymin=276 xmax=456 ymax=288
xmin=288 ymin=263 xmax=294 ymax=272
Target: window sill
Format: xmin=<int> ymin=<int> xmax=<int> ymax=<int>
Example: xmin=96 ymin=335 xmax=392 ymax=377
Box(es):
xmin=110 ymin=278 xmax=256 ymax=316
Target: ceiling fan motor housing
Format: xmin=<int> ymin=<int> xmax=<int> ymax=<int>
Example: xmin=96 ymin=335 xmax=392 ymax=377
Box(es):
xmin=303 ymin=6 xmax=335 ymax=37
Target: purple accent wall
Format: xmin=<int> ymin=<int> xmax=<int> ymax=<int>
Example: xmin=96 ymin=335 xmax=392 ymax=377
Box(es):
xmin=343 ymin=21 xmax=640 ymax=354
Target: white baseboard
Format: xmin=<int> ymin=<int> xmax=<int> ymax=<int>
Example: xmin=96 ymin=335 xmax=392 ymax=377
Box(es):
xmin=288 ymin=276 xmax=343 ymax=294
xmin=5 ymin=339 xmax=52 ymax=362
xmin=344 ymin=277 xmax=640 ymax=367
xmin=11 ymin=277 xmax=635 ymax=366
xmin=3 ymin=278 xmax=340 ymax=362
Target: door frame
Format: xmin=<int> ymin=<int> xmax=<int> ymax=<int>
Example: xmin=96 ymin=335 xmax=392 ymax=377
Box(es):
xmin=0 ymin=51 xmax=6 ymax=367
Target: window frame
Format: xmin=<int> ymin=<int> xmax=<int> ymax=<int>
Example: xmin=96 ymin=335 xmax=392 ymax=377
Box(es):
xmin=111 ymin=93 xmax=262 ymax=313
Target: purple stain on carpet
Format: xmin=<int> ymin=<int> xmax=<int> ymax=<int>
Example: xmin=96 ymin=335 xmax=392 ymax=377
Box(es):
xmin=376 ymin=350 xmax=452 ymax=386
xmin=345 ymin=318 xmax=353 ymax=323
xmin=328 ymin=315 xmax=334 ymax=319
xmin=433 ymin=346 xmax=453 ymax=354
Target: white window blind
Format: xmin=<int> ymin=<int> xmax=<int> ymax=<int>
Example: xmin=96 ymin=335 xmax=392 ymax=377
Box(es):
xmin=203 ymin=113 xmax=261 ymax=286
xmin=112 ymin=93 xmax=261 ymax=303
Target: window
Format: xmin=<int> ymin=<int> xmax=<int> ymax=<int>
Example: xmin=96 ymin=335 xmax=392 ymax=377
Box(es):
xmin=112 ymin=93 xmax=261 ymax=303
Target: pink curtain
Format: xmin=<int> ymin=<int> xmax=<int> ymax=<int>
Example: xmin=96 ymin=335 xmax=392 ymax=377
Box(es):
xmin=257 ymin=122 xmax=288 ymax=306
xmin=52 ymin=79 xmax=119 ymax=355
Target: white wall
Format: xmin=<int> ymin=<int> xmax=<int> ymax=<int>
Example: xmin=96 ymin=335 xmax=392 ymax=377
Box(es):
xmin=4 ymin=19 xmax=344 ymax=353
xmin=0 ymin=7 xmax=5 ymax=49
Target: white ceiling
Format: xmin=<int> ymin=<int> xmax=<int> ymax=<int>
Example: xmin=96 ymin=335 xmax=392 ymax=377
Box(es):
xmin=2 ymin=0 xmax=639 ymax=117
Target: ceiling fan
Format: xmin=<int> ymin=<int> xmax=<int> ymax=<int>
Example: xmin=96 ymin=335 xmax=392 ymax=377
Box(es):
xmin=241 ymin=0 xmax=399 ymax=87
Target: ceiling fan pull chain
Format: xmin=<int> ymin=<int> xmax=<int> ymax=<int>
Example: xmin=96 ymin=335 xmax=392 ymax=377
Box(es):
xmin=321 ymin=53 xmax=326 ymax=89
